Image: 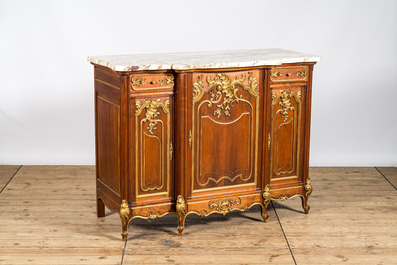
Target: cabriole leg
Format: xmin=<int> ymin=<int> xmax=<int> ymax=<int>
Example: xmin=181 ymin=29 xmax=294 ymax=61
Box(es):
xmin=261 ymin=205 xmax=269 ymax=223
xmin=176 ymin=195 xmax=186 ymax=236
xmin=301 ymin=178 xmax=312 ymax=214
xmin=119 ymin=200 xmax=130 ymax=241
xmin=262 ymin=185 xmax=271 ymax=222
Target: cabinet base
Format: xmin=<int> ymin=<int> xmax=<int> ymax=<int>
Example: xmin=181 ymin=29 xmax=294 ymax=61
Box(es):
xmin=97 ymin=180 xmax=313 ymax=240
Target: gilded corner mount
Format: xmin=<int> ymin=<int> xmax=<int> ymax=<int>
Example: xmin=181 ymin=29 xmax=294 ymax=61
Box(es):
xmin=119 ymin=200 xmax=130 ymax=227
xmin=263 ymin=185 xmax=271 ymax=208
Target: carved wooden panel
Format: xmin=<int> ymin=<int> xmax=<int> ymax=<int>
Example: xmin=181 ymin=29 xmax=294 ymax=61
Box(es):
xmin=134 ymin=97 xmax=172 ymax=198
xmin=270 ymin=86 xmax=305 ymax=182
xmin=97 ymin=97 xmax=120 ymax=194
xmin=190 ymin=71 xmax=260 ymax=193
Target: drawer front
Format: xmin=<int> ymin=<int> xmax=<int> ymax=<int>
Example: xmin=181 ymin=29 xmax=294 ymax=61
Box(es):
xmin=270 ymin=66 xmax=308 ymax=83
xmin=131 ymin=74 xmax=174 ymax=91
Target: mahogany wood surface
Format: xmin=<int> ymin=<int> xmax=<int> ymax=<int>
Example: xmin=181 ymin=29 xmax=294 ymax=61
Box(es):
xmin=91 ymin=61 xmax=317 ymax=240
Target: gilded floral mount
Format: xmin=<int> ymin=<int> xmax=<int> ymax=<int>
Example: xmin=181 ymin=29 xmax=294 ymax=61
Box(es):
xmin=135 ymin=99 xmax=170 ymax=134
xmin=272 ymin=90 xmax=301 ymax=122
xmin=193 ymin=72 xmax=258 ymax=118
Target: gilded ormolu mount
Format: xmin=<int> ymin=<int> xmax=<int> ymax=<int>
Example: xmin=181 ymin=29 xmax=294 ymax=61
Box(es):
xmin=131 ymin=74 xmax=175 ymax=90
xmin=264 ymin=178 xmax=313 ymax=215
xmin=131 ymin=78 xmax=146 ymax=87
xmin=272 ymin=89 xmax=301 ymax=122
xmin=119 ymin=200 xmax=130 ymax=240
xmin=135 ymin=99 xmax=170 ymax=134
xmin=192 ymin=72 xmax=258 ymax=118
xmin=209 ymin=198 xmax=241 ymax=215
xmin=176 ymin=195 xmax=186 ymax=236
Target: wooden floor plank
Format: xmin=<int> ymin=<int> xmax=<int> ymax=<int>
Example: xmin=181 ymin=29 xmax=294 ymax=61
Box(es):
xmin=274 ymin=167 xmax=397 ymax=250
xmin=125 ymin=206 xmax=288 ymax=248
xmin=0 ymin=247 xmax=123 ymax=264
xmin=0 ymin=166 xmax=124 ymax=264
xmin=0 ymin=165 xmax=20 ymax=191
xmin=123 ymin=248 xmax=294 ymax=264
xmin=123 ymin=206 xmax=293 ymax=263
xmin=0 ymin=254 xmax=122 ymax=265
xmin=1 ymin=166 xmax=396 ymax=264
xmin=377 ymin=167 xmax=397 ymax=189
xmin=292 ymin=247 xmax=397 ymax=265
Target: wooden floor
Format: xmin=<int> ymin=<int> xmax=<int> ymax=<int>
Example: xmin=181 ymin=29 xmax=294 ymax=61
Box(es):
xmin=0 ymin=166 xmax=396 ymax=264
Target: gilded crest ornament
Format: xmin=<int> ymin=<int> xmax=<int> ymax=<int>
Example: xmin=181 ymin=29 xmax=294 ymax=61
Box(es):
xmin=192 ymin=72 xmax=258 ymax=118
xmin=272 ymin=90 xmax=301 ymax=122
xmin=209 ymin=198 xmax=241 ymax=215
xmin=135 ymin=99 xmax=170 ymax=134
xmin=146 ymin=212 xmax=161 ymax=219
xmin=277 ymin=195 xmax=289 ymax=201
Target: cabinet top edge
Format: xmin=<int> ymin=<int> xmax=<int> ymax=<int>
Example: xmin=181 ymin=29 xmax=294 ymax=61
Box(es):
xmin=88 ymin=48 xmax=321 ymax=72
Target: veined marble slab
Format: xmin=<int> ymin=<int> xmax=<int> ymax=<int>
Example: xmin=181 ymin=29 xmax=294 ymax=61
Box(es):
xmin=87 ymin=48 xmax=321 ymax=72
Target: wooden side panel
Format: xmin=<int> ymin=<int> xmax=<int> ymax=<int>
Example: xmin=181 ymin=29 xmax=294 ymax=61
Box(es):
xmin=190 ymin=70 xmax=261 ymax=196
xmin=94 ymin=66 xmax=122 ymax=211
xmin=97 ymin=98 xmax=121 ymax=194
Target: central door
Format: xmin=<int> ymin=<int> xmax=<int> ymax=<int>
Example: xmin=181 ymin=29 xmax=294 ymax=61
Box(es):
xmin=189 ymin=70 xmax=262 ymax=197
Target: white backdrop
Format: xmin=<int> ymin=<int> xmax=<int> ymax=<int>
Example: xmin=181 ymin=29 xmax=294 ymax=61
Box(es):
xmin=0 ymin=0 xmax=396 ymax=166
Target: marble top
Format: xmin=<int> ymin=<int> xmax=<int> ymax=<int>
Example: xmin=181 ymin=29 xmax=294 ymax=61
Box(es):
xmin=87 ymin=48 xmax=321 ymax=72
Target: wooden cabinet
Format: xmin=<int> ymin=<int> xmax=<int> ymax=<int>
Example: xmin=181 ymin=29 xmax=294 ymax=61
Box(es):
xmin=89 ymin=49 xmax=319 ymax=240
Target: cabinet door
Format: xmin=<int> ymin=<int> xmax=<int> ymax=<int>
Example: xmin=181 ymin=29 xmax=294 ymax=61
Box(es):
xmin=189 ymin=70 xmax=262 ymax=196
xmin=269 ymin=85 xmax=306 ymax=184
xmin=133 ymin=95 xmax=173 ymax=201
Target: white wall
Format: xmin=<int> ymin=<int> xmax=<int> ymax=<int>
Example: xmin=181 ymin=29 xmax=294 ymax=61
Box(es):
xmin=0 ymin=0 xmax=396 ymax=166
